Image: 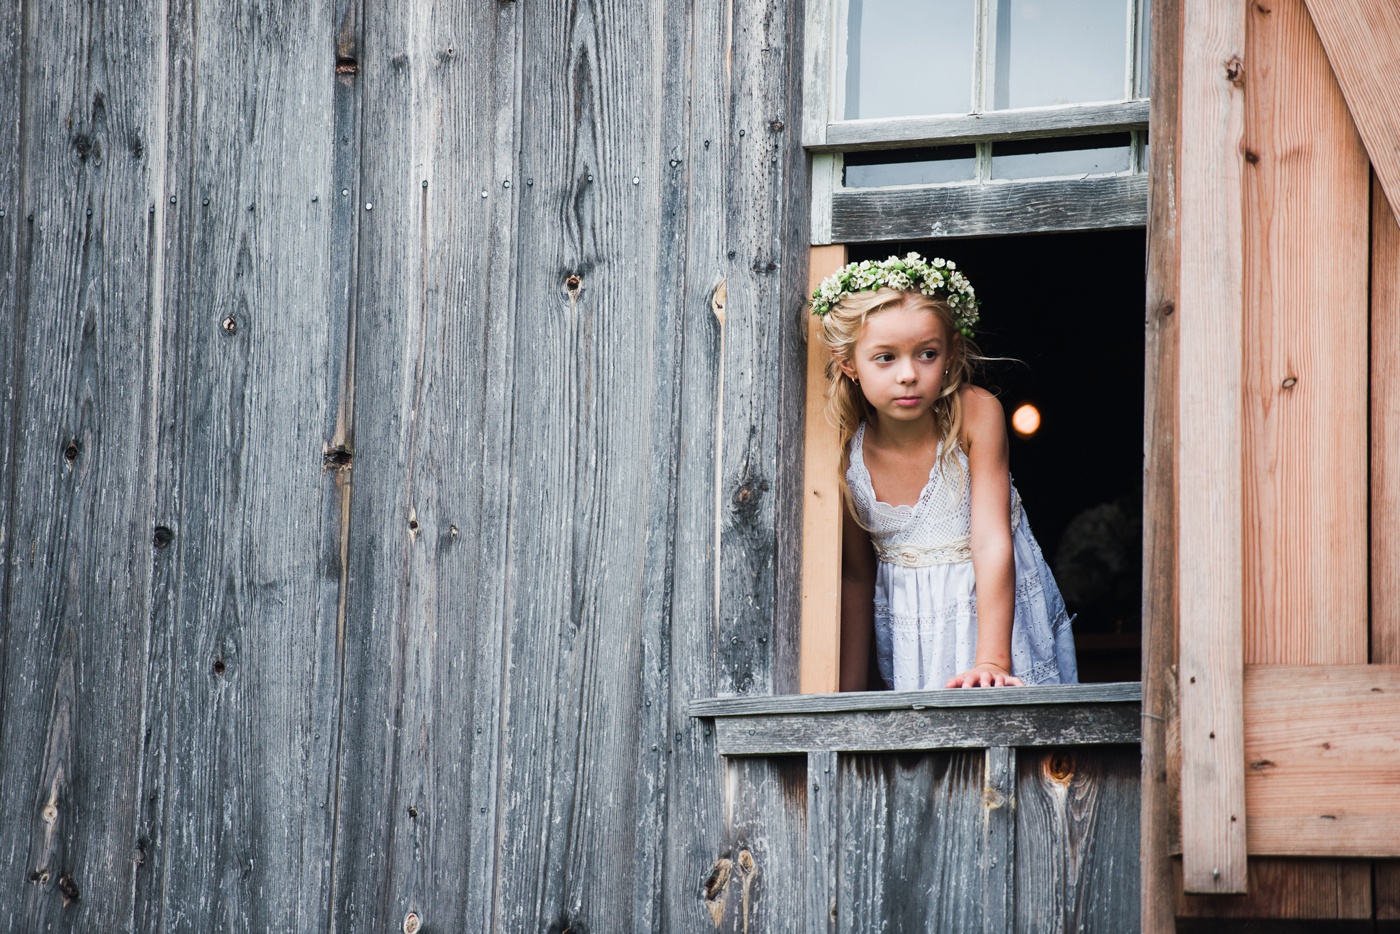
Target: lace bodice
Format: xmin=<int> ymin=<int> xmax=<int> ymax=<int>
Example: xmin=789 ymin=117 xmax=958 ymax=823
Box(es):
xmin=847 ymin=422 xmax=1021 ymax=567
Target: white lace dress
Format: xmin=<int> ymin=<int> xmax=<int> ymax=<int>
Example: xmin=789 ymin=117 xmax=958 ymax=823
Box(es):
xmin=847 ymin=422 xmax=1078 ymax=690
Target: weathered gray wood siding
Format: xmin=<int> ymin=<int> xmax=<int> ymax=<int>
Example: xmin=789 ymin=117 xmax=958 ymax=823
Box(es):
xmin=2 ymin=0 xmax=808 ymax=931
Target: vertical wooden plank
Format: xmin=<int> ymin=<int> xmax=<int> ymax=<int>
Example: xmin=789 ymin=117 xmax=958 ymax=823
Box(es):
xmin=0 ymin=0 xmax=165 ymax=928
xmin=1299 ymin=0 xmax=1400 ymax=220
xmin=1376 ymin=168 xmax=1400 ymax=919
xmin=711 ymin=758 xmax=807 ymax=934
xmin=983 ymin=746 xmax=1016 ymax=934
xmin=1014 ymin=747 xmax=1141 ymax=934
xmin=664 ymin=0 xmax=812 ymax=919
xmin=1374 ymin=173 xmax=1400 ymax=668
xmin=837 ymin=751 xmax=987 ymax=933
xmin=1140 ymin=0 xmax=1182 ymax=926
xmin=1175 ymin=0 xmax=1248 ymax=895
xmin=801 ymin=0 xmax=833 ymax=148
xmin=807 ymin=749 xmax=838 ymax=934
xmin=131 ymin=2 xmax=347 ymax=930
xmin=328 ymin=2 xmax=523 ymax=933
xmin=714 ymin=0 xmax=809 ymax=701
xmin=657 ymin=0 xmax=736 ymax=928
xmin=800 ymin=243 xmax=847 ymax=694
xmin=1241 ymin=0 xmax=1369 ymax=667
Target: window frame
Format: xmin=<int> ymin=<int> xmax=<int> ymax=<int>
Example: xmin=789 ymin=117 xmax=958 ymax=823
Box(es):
xmin=799 ymin=0 xmax=1156 ymax=693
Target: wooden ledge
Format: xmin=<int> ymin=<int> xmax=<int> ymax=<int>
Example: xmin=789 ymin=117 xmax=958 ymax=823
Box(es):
xmin=690 ymin=682 xmax=1141 ymax=756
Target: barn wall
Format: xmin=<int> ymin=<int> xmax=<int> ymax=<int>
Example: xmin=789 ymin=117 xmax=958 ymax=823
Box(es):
xmin=0 ymin=0 xmax=810 ymax=930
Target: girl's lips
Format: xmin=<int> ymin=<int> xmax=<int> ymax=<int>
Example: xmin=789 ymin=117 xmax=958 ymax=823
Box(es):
xmin=894 ymin=396 xmax=922 ymax=407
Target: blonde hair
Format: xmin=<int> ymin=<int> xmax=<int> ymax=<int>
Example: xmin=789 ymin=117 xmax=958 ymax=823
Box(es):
xmin=814 ymin=287 xmax=981 ymax=514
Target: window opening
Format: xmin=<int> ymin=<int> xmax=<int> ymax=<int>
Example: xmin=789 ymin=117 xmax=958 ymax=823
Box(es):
xmin=843 ymin=145 xmax=978 ymax=188
xmin=989 ymin=132 xmax=1133 ymax=180
xmin=847 ymin=228 xmax=1145 ymax=683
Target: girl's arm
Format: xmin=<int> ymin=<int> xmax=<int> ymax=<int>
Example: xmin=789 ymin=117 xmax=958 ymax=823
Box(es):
xmin=947 ymin=387 xmax=1024 ymax=688
xmin=840 ymin=503 xmax=877 ymax=692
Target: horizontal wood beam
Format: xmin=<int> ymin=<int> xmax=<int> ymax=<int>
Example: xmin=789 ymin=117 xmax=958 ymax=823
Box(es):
xmin=691 ymin=681 xmax=1141 ymax=717
xmin=1244 ymin=665 xmax=1400 ymax=857
xmin=815 ymin=100 xmax=1151 ymax=152
xmin=708 ymin=702 xmax=1140 ymax=756
xmin=830 ymin=174 xmax=1147 ymax=242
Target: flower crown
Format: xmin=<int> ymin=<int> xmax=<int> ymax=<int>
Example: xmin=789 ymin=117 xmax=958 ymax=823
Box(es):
xmin=810 ymin=253 xmax=979 ymax=337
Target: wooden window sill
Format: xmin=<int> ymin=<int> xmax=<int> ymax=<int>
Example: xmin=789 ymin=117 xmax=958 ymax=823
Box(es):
xmin=689 ymin=682 xmax=1141 ymax=756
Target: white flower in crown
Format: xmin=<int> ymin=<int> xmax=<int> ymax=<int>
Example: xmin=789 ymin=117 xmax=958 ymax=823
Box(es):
xmin=810 ymin=253 xmax=979 ymax=337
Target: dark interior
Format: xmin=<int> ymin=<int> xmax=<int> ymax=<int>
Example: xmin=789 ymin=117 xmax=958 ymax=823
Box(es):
xmin=849 ymin=229 xmax=1146 ymax=682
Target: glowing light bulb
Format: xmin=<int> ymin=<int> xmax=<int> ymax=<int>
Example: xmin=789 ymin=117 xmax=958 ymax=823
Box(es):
xmin=1012 ymin=403 xmax=1041 ymax=437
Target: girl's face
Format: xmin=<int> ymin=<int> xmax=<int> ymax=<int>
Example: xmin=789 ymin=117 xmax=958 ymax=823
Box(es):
xmin=838 ymin=304 xmax=953 ymax=425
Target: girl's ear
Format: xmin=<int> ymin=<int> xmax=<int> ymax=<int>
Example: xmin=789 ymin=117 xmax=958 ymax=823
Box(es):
xmin=835 ymin=353 xmax=857 ymax=381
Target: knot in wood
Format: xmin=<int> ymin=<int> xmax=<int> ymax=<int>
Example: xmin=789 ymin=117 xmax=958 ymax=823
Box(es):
xmin=56 ymin=874 xmax=79 ymax=903
xmin=1047 ymin=753 xmax=1074 ymax=784
xmin=768 ymin=119 xmax=784 ymax=132
xmin=221 ymin=316 xmax=237 ymax=334
xmin=212 ymin=657 xmax=227 ymax=676
xmin=64 ymin=440 xmax=79 ymax=463
xmin=1281 ymin=375 xmax=1297 ymax=390
xmin=565 ymin=274 xmax=582 ymax=294
xmin=42 ymin=804 xmax=58 ymax=823
xmin=403 ymin=911 xmax=421 ymax=934
xmin=153 ymin=526 xmax=174 ymax=549
xmin=1224 ymin=55 xmax=1244 ymax=87
xmin=336 ymin=56 xmax=359 ymax=75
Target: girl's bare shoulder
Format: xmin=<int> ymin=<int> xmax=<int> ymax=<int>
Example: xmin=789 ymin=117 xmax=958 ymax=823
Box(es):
xmin=957 ymin=385 xmax=1007 ymax=454
xmin=959 ymin=384 xmax=1004 ymax=425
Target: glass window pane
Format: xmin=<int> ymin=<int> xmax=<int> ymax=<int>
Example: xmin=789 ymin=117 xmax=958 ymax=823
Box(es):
xmin=845 ymin=0 xmax=976 ymax=120
xmin=844 ymin=146 xmax=978 ymax=187
xmin=991 ymin=134 xmax=1131 ymax=180
xmin=992 ymin=0 xmax=1128 ymax=109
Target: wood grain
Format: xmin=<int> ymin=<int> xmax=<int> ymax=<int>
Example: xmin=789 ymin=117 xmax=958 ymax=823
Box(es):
xmin=716 ymin=757 xmax=808 ymax=934
xmin=1382 ymin=326 xmax=1400 ymax=930
xmin=1014 ymin=747 xmax=1141 ymax=934
xmin=1174 ymin=0 xmax=1248 ymax=895
xmin=831 ymin=175 xmax=1147 ymax=243
xmin=142 ymin=1 xmax=349 ymax=929
xmin=837 ymin=751 xmax=987 ymax=933
xmin=1242 ymin=666 xmax=1400 ymax=857
xmin=984 ymin=747 xmax=1017 ymax=934
xmin=807 ymin=749 xmax=838 ymax=934
xmin=801 ymin=244 xmax=848 ymax=694
xmin=714 ymin=704 xmax=1140 ymax=756
xmin=1140 ymin=0 xmax=1181 ymax=927
xmin=1374 ymin=173 xmax=1400 ymax=668
xmin=1176 ymin=858 xmax=1372 ymax=919
xmin=1300 ymin=0 xmax=1400 ymax=221
xmin=327 ymin=2 xmax=525 ymax=932
xmin=1241 ymin=0 xmax=1369 ymax=668
xmin=0 ymin=0 xmax=164 ymax=929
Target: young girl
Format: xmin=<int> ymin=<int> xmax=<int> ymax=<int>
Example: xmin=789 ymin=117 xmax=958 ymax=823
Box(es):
xmin=812 ymin=254 xmax=1077 ymax=691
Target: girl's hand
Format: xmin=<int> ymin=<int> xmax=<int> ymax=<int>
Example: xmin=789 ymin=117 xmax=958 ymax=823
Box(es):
xmin=945 ymin=663 xmax=1023 ymax=689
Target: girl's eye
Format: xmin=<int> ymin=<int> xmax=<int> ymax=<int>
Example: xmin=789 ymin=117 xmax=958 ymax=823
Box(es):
xmin=919 ymin=349 xmax=940 ymax=361
xmin=873 ymin=353 xmax=894 ymax=363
